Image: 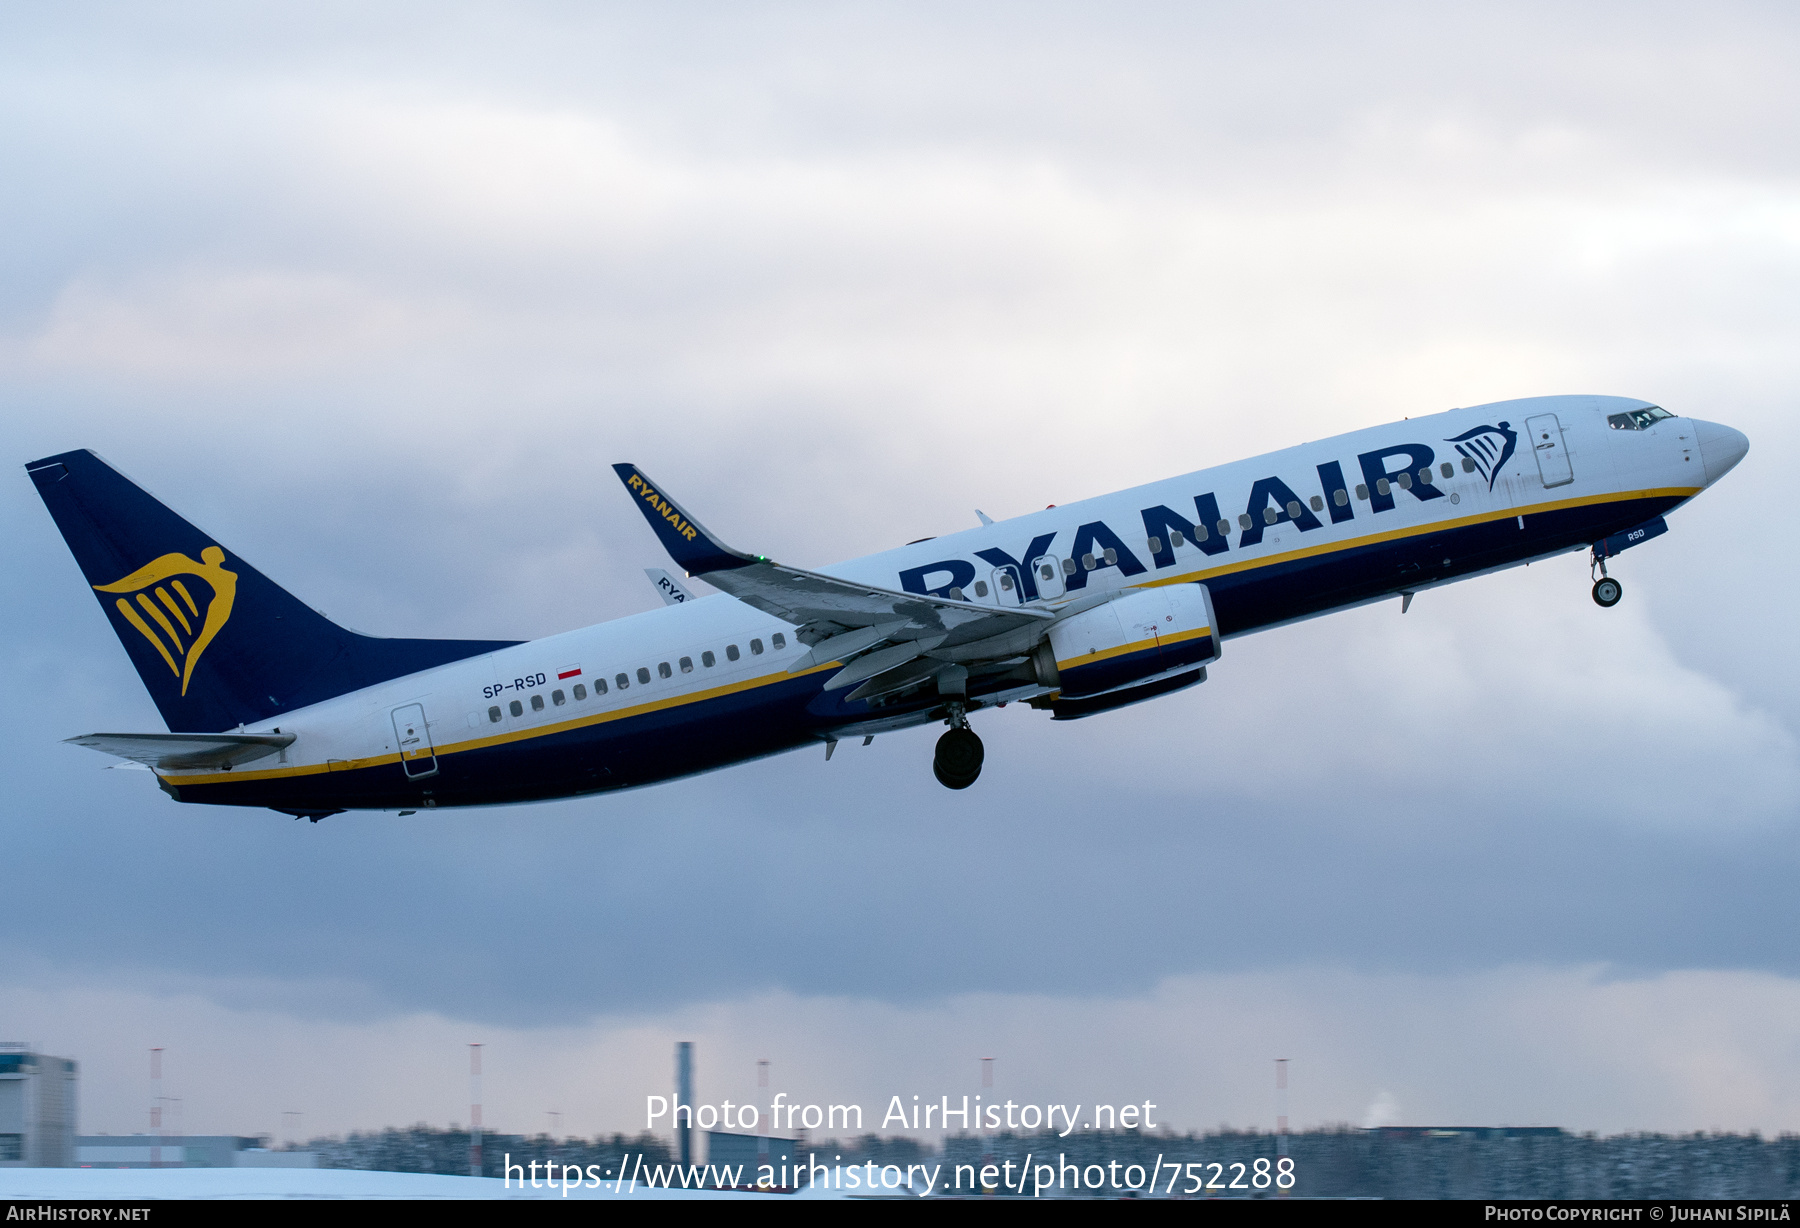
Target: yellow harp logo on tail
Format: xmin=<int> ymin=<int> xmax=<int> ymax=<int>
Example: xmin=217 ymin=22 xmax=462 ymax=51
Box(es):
xmin=94 ymin=546 xmax=238 ymax=696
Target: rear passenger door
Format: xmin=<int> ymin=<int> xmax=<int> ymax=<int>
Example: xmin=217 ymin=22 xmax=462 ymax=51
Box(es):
xmin=392 ymin=703 xmax=438 ymax=779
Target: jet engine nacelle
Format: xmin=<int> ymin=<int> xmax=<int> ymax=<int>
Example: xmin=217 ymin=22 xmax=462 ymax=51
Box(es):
xmin=1046 ymin=583 xmax=1220 ymax=699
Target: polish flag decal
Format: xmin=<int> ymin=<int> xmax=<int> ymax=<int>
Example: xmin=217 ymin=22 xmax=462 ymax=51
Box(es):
xmin=557 ymin=666 xmax=582 ymax=680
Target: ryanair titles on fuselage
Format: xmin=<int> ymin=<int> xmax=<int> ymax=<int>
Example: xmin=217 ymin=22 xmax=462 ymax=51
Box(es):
xmin=892 ymin=435 xmax=1467 ymax=600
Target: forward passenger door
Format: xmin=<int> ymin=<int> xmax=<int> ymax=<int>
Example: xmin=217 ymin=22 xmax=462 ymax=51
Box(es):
xmin=1524 ymin=413 xmax=1574 ymax=489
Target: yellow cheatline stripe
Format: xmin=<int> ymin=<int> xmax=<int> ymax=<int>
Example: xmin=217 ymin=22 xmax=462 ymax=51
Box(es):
xmin=1058 ymin=626 xmax=1213 ymax=672
xmin=156 ymin=586 xmax=194 ymax=636
xmin=1133 ymin=487 xmax=1699 ymax=592
xmin=115 ymin=598 xmax=179 ymax=676
xmin=136 ymin=592 xmax=184 ymax=651
xmin=171 ymin=580 xmax=200 ymax=616
xmin=164 ymin=660 xmax=844 ymax=786
xmin=169 ymin=488 xmax=1690 ymax=788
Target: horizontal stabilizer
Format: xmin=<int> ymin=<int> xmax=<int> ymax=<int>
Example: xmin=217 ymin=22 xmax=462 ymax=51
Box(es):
xmin=67 ymin=731 xmax=295 ymax=771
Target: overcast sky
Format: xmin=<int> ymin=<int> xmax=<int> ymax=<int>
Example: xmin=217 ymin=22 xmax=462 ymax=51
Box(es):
xmin=2 ymin=1 xmax=1797 ymax=1144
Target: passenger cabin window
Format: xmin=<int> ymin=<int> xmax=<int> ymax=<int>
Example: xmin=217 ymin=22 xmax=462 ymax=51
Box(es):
xmin=1309 ymin=496 xmax=1324 ymax=512
xmin=615 ymin=672 xmax=629 ymax=689
xmin=973 ymin=581 xmax=988 ymax=597
xmin=1216 ymin=519 xmax=1231 ymax=536
xmin=509 ymin=699 xmax=523 ymax=717
xmin=531 ymin=694 xmax=545 ymax=711
xmin=1462 ymin=457 xmax=1477 ymax=472
xmin=637 ymin=667 xmax=651 ymax=684
xmin=1147 ymin=536 xmax=1162 ymax=554
xmin=573 ymin=683 xmax=587 ymax=700
xmin=1171 ymin=529 xmax=1186 ymax=546
xmin=1237 ymin=515 xmax=1252 ymax=530
xmin=949 ymin=586 xmax=965 ymax=599
xmin=750 ymin=638 xmax=764 ymax=654
xmin=1395 ymin=473 xmax=1411 ymax=490
xmin=552 ymin=689 xmax=566 ymax=706
xmin=1103 ymin=548 xmax=1118 ymax=565
xmin=488 ymin=706 xmax=502 ymax=723
xmin=1081 ymin=553 xmax=1097 ymax=570
xmin=1287 ymin=500 xmax=1303 ymax=517
xmin=594 ymin=677 xmax=608 ymax=695
xmin=726 ymin=644 xmax=741 ymax=661
xmin=999 ymin=573 xmax=1015 ymax=591
xmin=658 ymin=662 xmax=672 ymax=679
xmin=772 ymin=633 xmax=786 ymax=650
xmin=679 ymin=656 xmax=693 ymax=673
xmin=1263 ymin=507 xmax=1278 ymax=524
xmin=1440 ymin=462 xmax=1454 ymax=479
xmin=1335 ymin=489 xmax=1349 ymax=506
xmin=1061 ymin=558 xmax=1077 ymax=576
xmin=702 ymin=650 xmax=716 ymax=667
xmin=1417 ymin=468 xmax=1432 ymax=485
xmin=1376 ymin=478 xmax=1391 ymax=495
xmin=1608 ymin=407 xmax=1673 ymax=430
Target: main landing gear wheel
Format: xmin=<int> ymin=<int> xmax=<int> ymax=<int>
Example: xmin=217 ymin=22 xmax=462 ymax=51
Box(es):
xmin=933 ymin=727 xmax=984 ymax=790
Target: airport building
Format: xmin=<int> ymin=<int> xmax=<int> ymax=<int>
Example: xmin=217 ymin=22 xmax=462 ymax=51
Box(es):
xmin=706 ymin=1130 xmax=797 ymax=1177
xmin=74 ymin=1136 xmax=318 ymax=1169
xmin=0 ymin=1044 xmax=79 ymax=1168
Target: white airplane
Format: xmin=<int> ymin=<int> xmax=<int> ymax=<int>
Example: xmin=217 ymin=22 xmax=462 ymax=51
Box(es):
xmin=28 ymin=394 xmax=1746 ymax=818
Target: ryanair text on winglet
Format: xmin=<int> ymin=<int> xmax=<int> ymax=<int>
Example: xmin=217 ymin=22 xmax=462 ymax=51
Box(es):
xmin=626 ymin=473 xmax=700 ymax=542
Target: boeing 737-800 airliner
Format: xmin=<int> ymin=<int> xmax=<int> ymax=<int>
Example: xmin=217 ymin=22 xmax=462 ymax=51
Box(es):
xmin=28 ymin=394 xmax=1746 ymax=817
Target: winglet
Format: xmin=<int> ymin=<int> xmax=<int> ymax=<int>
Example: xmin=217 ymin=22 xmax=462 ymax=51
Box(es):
xmin=645 ymin=567 xmax=698 ymax=606
xmin=612 ymin=464 xmax=758 ymax=575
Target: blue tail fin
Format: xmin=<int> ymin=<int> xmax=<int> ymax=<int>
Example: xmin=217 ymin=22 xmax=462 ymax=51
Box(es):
xmin=27 ymin=449 xmax=520 ymax=733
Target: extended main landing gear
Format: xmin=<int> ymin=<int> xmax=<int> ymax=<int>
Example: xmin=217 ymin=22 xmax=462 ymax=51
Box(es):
xmin=1591 ymin=549 xmax=1623 ymax=608
xmin=933 ymin=703 xmax=985 ymax=790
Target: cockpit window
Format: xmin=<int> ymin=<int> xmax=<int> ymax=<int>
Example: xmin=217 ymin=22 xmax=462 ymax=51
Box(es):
xmin=1607 ymin=406 xmax=1674 ymax=431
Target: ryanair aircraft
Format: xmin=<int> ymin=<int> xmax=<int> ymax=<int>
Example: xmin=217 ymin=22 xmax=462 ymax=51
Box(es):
xmin=27 ymin=395 xmax=1746 ymax=818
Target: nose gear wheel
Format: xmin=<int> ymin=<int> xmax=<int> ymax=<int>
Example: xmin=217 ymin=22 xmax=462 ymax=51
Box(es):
xmin=1590 ymin=548 xmax=1623 ymax=608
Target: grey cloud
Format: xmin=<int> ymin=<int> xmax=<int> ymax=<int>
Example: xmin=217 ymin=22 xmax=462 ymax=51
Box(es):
xmin=0 ymin=0 xmax=1794 ymax=1085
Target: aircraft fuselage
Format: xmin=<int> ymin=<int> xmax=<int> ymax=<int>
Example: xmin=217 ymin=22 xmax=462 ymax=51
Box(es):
xmin=54 ymin=394 xmax=1743 ymax=815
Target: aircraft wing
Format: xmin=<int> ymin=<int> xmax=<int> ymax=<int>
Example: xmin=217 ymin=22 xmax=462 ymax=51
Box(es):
xmin=645 ymin=567 xmax=698 ymax=606
xmin=612 ymin=464 xmax=1052 ymax=684
xmin=66 ymin=731 xmax=295 ymax=771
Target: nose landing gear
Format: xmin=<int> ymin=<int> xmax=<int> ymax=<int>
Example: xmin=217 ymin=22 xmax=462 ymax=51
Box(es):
xmin=933 ymin=703 xmax=985 ymax=789
xmin=1591 ymin=550 xmax=1623 ymax=608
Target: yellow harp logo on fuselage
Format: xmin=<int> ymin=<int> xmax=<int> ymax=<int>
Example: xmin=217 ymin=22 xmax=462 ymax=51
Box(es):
xmin=94 ymin=546 xmax=238 ymax=696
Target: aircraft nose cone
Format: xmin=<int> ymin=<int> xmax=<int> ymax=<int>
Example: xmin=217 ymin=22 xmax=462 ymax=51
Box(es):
xmin=1691 ymin=419 xmax=1749 ymax=486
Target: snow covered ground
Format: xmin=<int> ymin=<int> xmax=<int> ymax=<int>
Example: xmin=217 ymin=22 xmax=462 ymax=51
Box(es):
xmin=0 ymin=1167 xmax=863 ymax=1200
